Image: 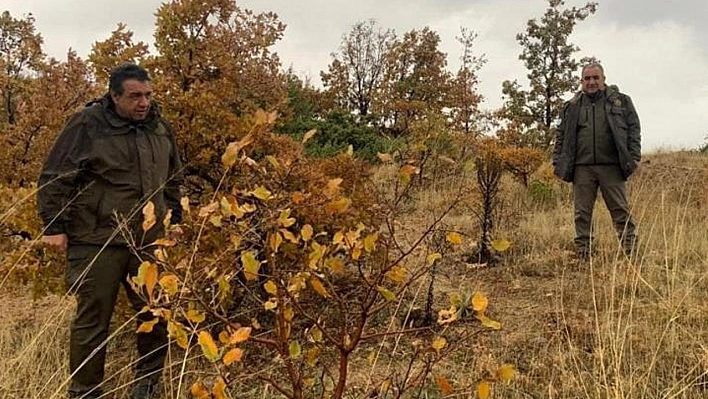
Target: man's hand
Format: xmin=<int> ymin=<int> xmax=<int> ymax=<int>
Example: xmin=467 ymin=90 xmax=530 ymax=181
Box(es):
xmin=41 ymin=233 xmax=68 ymax=252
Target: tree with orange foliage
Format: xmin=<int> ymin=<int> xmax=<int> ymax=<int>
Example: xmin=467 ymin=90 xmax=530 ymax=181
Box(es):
xmin=149 ymin=0 xmax=289 ymax=190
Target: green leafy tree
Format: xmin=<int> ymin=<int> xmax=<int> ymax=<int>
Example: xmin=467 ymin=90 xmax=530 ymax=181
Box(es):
xmin=498 ymin=0 xmax=597 ymax=150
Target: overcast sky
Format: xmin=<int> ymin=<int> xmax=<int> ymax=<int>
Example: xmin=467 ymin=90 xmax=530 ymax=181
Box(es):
xmin=2 ymin=0 xmax=707 ymax=151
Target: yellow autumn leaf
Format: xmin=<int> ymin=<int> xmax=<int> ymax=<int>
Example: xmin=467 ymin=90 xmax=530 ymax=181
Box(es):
xmin=266 ymin=155 xmax=280 ymax=169
xmin=230 ymin=326 xmax=252 ymax=344
xmin=491 ymin=239 xmax=511 ymax=252
xmin=223 ymin=348 xmax=244 ymax=366
xmin=137 ymin=318 xmax=159 ymax=334
xmin=309 ymin=326 xmax=323 ymax=343
xmin=426 ymin=252 xmax=442 ymax=265
xmin=476 ymin=314 xmax=502 ymax=330
xmin=221 ymin=142 xmax=239 ymax=169
xmin=280 ymin=228 xmax=298 ymax=243
xmin=376 ymin=152 xmax=393 ymax=163
xmin=198 ymin=331 xmax=220 ymax=362
xmin=497 ymin=364 xmax=516 ymax=382
xmin=159 ymin=274 xmax=179 ymax=296
xmin=385 ymin=265 xmax=407 ymax=284
xmin=241 ymin=251 xmax=261 ymax=281
xmin=190 ymin=381 xmax=210 ymax=399
xmin=142 ymin=201 xmax=156 ymax=232
xmin=432 ymin=336 xmax=447 ymax=353
xmin=250 ymin=186 xmax=273 ymax=201
xmin=435 ymin=375 xmax=453 ymax=395
xmin=437 ymin=306 xmax=458 ymax=325
xmin=363 ymin=233 xmax=378 ymax=253
xmin=264 ymin=298 xmax=278 ymax=310
xmin=209 ymin=214 xmax=222 ymax=227
xmin=167 ymin=321 xmax=188 ymax=349
xmin=180 ymin=196 xmax=190 ymax=213
xmin=326 ymin=197 xmax=351 ymax=214
xmin=213 ymin=377 xmax=227 ymax=399
xmin=310 ymin=276 xmax=330 ymax=298
xmin=218 ymin=330 xmax=230 ymax=345
xmin=268 ymin=231 xmax=283 ymax=253
xmin=446 ymin=232 xmax=464 ymax=245
xmin=222 ymin=133 xmax=253 ymax=168
xmin=289 ymin=341 xmax=301 ymax=358
xmin=198 ymin=201 xmax=219 ymax=217
xmin=301 ymin=224 xmax=313 ymax=241
xmin=477 ymin=380 xmax=491 ymax=399
xmin=306 ymin=347 xmax=320 ymax=367
xmin=187 ymin=309 xmax=206 ymax=324
xmin=351 ymin=245 xmax=362 ymax=260
xmin=301 ymin=128 xmax=317 ymax=145
xmin=263 ymin=280 xmax=277 ymax=295
xmin=278 ymin=209 xmax=296 ymax=227
xmin=377 ymin=286 xmax=396 ymax=302
xmin=471 ymin=291 xmax=489 ymax=313
xmin=152 ymin=238 xmax=176 ymax=247
xmin=138 ymin=261 xmax=158 ymax=300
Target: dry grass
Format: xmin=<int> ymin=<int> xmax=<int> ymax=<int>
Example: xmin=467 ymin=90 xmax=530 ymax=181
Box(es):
xmin=1 ymin=151 xmax=707 ymax=398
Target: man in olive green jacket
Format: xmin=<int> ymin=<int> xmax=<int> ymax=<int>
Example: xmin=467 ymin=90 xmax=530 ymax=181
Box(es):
xmin=38 ymin=64 xmax=182 ymax=399
xmin=552 ymin=63 xmax=640 ymax=260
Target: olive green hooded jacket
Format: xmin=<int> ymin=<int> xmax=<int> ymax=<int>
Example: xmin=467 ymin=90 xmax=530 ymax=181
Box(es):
xmin=38 ymin=96 xmax=183 ymax=246
xmin=552 ymin=85 xmax=641 ymax=182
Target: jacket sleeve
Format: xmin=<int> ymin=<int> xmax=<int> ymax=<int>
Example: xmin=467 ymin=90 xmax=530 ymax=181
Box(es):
xmin=163 ymin=122 xmax=184 ymax=225
xmin=624 ymin=95 xmax=641 ymax=162
xmin=552 ymin=103 xmax=568 ymax=166
xmin=37 ymin=112 xmax=91 ymax=235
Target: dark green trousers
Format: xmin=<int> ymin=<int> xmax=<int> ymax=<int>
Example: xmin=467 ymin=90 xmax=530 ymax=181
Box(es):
xmin=66 ymin=245 xmax=167 ymax=398
xmin=573 ymin=165 xmax=637 ymax=253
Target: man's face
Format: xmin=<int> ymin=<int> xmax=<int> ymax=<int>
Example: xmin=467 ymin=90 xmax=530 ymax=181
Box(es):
xmin=111 ymin=79 xmax=153 ymax=121
xmin=581 ymin=66 xmax=605 ymax=94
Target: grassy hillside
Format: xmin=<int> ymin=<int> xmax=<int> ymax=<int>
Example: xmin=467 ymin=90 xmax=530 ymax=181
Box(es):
xmin=1 ymin=151 xmax=707 ymax=399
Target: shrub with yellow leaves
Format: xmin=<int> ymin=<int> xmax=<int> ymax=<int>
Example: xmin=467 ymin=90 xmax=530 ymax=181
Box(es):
xmin=126 ymin=112 xmax=510 ymax=399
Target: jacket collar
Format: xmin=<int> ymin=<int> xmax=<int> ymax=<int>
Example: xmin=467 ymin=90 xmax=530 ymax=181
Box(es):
xmin=92 ymin=94 xmax=161 ymax=130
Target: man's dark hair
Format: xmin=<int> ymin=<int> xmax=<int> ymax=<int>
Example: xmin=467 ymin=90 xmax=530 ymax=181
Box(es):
xmin=109 ymin=64 xmax=151 ymax=95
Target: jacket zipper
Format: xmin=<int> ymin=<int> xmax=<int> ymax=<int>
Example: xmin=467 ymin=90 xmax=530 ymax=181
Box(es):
xmin=592 ymin=101 xmax=596 ymax=164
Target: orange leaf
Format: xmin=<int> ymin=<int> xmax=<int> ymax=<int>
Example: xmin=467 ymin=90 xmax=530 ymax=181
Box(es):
xmin=137 ymin=318 xmax=159 ymax=334
xmin=230 ymin=326 xmax=252 ymax=344
xmin=310 ymin=276 xmax=330 ymax=298
xmin=190 ymin=381 xmax=210 ymax=399
xmin=435 ymin=375 xmax=453 ymax=395
xmin=477 ymin=381 xmax=491 ymax=399
xmin=223 ymin=348 xmax=244 ymax=366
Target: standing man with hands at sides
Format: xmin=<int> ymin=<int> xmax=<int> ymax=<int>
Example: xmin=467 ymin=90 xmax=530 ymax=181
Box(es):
xmin=38 ymin=64 xmax=183 ymax=399
xmin=553 ymin=62 xmax=641 ymax=261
